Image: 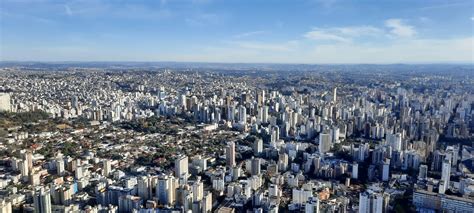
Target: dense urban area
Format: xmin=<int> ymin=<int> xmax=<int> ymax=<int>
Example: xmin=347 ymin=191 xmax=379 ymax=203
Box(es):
xmin=0 ymin=63 xmax=473 ymax=213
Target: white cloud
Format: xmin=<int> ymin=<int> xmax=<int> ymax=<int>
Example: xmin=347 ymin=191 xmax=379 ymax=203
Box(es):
xmin=304 ymin=30 xmax=350 ymax=42
xmin=334 ymin=26 xmax=383 ymax=36
xmin=226 ymin=40 xmax=299 ymax=52
xmin=305 ymin=37 xmax=473 ymax=63
xmin=304 ymin=26 xmax=383 ymax=43
xmin=233 ymin=31 xmax=266 ymax=39
xmin=471 ymin=16 xmax=474 ymax=21
xmin=182 ymin=37 xmax=473 ymax=63
xmin=385 ymin=19 xmax=416 ymax=38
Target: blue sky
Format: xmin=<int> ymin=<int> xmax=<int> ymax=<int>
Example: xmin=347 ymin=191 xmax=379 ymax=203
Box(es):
xmin=1 ymin=0 xmax=473 ymax=63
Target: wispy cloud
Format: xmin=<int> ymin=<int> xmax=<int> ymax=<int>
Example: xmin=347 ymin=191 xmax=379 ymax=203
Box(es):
xmin=233 ymin=31 xmax=266 ymax=39
xmin=0 ymin=10 xmax=55 ymax=24
xmin=314 ymin=0 xmax=338 ymax=9
xmin=471 ymin=16 xmax=474 ymax=21
xmin=333 ymin=26 xmax=382 ymax=36
xmin=226 ymin=40 xmax=299 ymax=52
xmin=306 ymin=37 xmax=473 ymax=63
xmin=304 ymin=26 xmax=382 ymax=42
xmin=420 ymin=1 xmax=472 ymax=10
xmin=385 ymin=19 xmax=416 ymax=38
xmin=57 ymin=1 xmax=173 ymax=20
xmin=304 ymin=30 xmax=349 ymax=42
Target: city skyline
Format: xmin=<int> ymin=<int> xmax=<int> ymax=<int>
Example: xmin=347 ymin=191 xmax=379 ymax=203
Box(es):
xmin=1 ymin=0 xmax=473 ymax=64
xmin=1 ymin=1 xmax=474 ymax=213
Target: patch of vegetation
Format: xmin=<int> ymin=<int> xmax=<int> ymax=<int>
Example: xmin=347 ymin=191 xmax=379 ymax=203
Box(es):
xmin=119 ymin=116 xmax=179 ymax=134
xmin=0 ymin=111 xmax=49 ymax=128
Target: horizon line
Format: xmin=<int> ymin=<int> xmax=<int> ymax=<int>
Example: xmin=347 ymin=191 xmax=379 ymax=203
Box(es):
xmin=1 ymin=60 xmax=473 ymax=66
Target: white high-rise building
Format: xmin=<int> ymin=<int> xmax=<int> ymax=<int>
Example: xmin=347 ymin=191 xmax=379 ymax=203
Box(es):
xmin=359 ymin=192 xmax=370 ymax=213
xmin=19 ymin=160 xmax=29 ymax=180
xmin=56 ymin=157 xmax=65 ymax=176
xmin=175 ymin=155 xmax=189 ymax=179
xmin=418 ymin=164 xmax=428 ymax=180
xmin=262 ymin=106 xmax=269 ymax=123
xmin=22 ymin=151 xmax=33 ymax=171
xmin=318 ymin=133 xmax=331 ymax=153
xmin=226 ymin=142 xmax=236 ymax=168
xmin=156 ymin=175 xmax=176 ymax=206
xmin=0 ymin=93 xmax=11 ymax=112
xmin=382 ymin=160 xmax=390 ymax=181
xmin=75 ymin=166 xmax=83 ymax=180
xmin=251 ymin=158 xmax=261 ymax=176
xmin=202 ymin=192 xmax=212 ymax=213
xmin=278 ymin=153 xmax=289 ymax=172
xmin=253 ymin=139 xmax=263 ymax=156
xmin=387 ymin=133 xmax=402 ymax=151
xmin=359 ymin=191 xmax=389 ymax=213
xmin=352 ymin=163 xmax=359 ymax=179
xmin=238 ymin=105 xmax=247 ymax=124
xmin=137 ymin=176 xmax=152 ymax=201
xmin=227 ymin=106 xmax=235 ymax=122
xmin=292 ymin=188 xmax=312 ymax=204
xmin=332 ymin=127 xmax=340 ymax=143
xmin=34 ymin=188 xmax=52 ymax=213
xmin=192 ymin=177 xmax=204 ymax=202
xmin=0 ymin=199 xmax=12 ymax=213
xmin=440 ymin=159 xmax=451 ymax=194
xmin=103 ymin=160 xmax=112 ymax=177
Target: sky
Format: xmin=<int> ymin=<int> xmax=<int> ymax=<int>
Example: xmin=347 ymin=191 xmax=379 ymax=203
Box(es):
xmin=1 ymin=0 xmax=473 ymax=64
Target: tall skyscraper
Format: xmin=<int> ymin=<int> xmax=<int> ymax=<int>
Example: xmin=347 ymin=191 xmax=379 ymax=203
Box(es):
xmin=387 ymin=133 xmax=402 ymax=151
xmin=262 ymin=106 xmax=269 ymax=123
xmin=226 ymin=142 xmax=236 ymax=168
xmin=332 ymin=87 xmax=337 ymax=103
xmin=359 ymin=191 xmax=388 ymax=213
xmin=359 ymin=192 xmax=370 ymax=213
xmin=175 ymin=155 xmax=189 ymax=179
xmin=157 ymin=175 xmax=176 ymax=206
xmin=227 ymin=105 xmax=236 ymax=122
xmin=440 ymin=159 xmax=451 ymax=194
xmin=0 ymin=199 xmax=12 ymax=213
xmin=382 ymin=160 xmax=390 ymax=181
xmin=138 ymin=176 xmax=152 ymax=201
xmin=56 ymin=157 xmax=65 ymax=176
xmin=103 ymin=160 xmax=112 ymax=177
xmin=318 ymin=133 xmax=331 ymax=154
xmin=75 ymin=166 xmax=83 ymax=180
xmin=253 ymin=139 xmax=263 ymax=156
xmin=33 ymin=188 xmax=52 ymax=213
xmin=0 ymin=93 xmax=11 ymax=112
xmin=202 ymin=192 xmax=213 ymax=213
xmin=418 ymin=164 xmax=428 ymax=180
xmin=23 ymin=151 xmax=33 ymax=172
xmin=192 ymin=177 xmax=204 ymax=201
xmin=352 ymin=163 xmax=359 ymax=179
xmin=251 ymin=158 xmax=261 ymax=176
xmin=238 ymin=105 xmax=247 ymax=124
